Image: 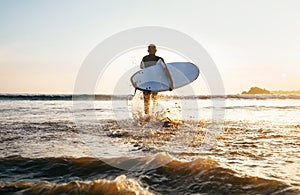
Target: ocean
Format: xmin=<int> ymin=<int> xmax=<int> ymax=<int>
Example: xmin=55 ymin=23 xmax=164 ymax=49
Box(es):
xmin=0 ymin=93 xmax=300 ymax=194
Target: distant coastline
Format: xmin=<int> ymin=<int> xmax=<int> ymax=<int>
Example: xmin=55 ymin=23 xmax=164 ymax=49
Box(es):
xmin=242 ymin=87 xmax=300 ymax=95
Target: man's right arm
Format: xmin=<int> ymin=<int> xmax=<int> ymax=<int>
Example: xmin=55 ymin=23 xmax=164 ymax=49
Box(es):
xmin=140 ymin=61 xmax=145 ymax=69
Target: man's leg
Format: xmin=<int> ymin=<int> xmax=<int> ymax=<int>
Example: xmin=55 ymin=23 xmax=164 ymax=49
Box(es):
xmin=143 ymin=91 xmax=150 ymax=116
xmin=151 ymin=92 xmax=158 ymax=109
xmin=150 ymin=92 xmax=158 ymax=120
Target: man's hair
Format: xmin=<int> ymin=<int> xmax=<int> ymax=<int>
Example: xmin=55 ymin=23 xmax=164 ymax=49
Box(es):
xmin=148 ymin=44 xmax=156 ymax=50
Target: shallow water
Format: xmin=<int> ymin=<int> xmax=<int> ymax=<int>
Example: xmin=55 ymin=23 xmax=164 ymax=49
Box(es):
xmin=0 ymin=94 xmax=300 ymax=194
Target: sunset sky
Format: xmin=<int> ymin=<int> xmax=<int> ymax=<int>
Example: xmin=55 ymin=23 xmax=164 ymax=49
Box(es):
xmin=0 ymin=0 xmax=299 ymax=94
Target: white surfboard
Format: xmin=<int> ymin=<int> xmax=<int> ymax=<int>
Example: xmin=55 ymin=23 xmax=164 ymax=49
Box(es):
xmin=131 ymin=62 xmax=199 ymax=92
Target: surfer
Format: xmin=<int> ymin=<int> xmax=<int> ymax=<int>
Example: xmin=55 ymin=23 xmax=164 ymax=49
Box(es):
xmin=140 ymin=44 xmax=165 ymax=120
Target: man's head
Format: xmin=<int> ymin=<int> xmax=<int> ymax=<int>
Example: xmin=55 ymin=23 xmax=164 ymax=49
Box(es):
xmin=148 ymin=44 xmax=157 ymax=55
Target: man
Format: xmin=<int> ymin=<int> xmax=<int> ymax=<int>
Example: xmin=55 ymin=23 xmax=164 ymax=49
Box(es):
xmin=140 ymin=44 xmax=165 ymax=120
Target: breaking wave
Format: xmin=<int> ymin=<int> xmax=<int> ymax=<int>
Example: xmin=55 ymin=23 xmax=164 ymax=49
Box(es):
xmin=0 ymin=154 xmax=298 ymax=194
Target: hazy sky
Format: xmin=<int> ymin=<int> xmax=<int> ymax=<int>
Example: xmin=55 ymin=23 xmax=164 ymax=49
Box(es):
xmin=0 ymin=0 xmax=299 ymax=94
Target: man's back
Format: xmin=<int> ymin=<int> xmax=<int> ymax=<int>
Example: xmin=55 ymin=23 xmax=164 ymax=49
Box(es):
xmin=141 ymin=54 xmax=164 ymax=68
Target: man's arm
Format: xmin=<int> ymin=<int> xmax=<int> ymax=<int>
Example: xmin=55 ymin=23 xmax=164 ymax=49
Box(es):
xmin=140 ymin=61 xmax=145 ymax=69
xmin=159 ymin=57 xmax=165 ymax=63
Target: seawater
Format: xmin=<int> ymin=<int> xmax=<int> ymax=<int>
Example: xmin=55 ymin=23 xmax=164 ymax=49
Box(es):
xmin=0 ymin=94 xmax=300 ymax=194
